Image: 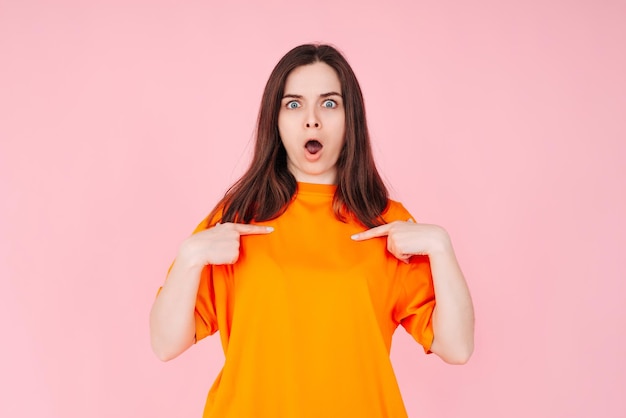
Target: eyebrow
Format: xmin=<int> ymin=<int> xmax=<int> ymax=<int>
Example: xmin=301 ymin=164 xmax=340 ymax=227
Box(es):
xmin=282 ymin=91 xmax=343 ymax=99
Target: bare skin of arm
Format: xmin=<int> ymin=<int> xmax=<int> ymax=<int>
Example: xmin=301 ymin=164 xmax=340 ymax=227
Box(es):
xmin=149 ymin=223 xmax=273 ymax=361
xmin=352 ymin=220 xmax=475 ymax=365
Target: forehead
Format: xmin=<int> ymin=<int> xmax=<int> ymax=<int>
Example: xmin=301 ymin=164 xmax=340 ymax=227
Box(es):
xmin=283 ymin=62 xmax=341 ymax=94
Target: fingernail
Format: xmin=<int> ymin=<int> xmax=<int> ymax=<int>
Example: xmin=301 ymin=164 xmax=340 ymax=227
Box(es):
xmin=266 ymin=226 xmax=274 ymax=232
xmin=351 ymin=234 xmax=359 ymax=240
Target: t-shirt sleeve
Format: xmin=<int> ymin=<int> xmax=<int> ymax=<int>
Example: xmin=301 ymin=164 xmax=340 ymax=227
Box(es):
xmin=384 ymin=201 xmax=435 ymax=353
xmin=193 ymin=265 xmax=218 ymax=342
xmin=188 ymin=215 xmax=220 ymax=342
xmin=393 ymin=255 xmax=436 ymax=353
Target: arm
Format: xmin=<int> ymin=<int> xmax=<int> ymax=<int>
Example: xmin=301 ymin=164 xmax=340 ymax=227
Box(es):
xmin=149 ymin=223 xmax=274 ymax=361
xmin=352 ymin=221 xmax=474 ymax=364
xmin=423 ymin=226 xmax=474 ymax=364
xmin=149 ymin=257 xmax=204 ymax=362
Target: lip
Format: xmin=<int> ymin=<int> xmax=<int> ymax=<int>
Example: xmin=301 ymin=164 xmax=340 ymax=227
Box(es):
xmin=304 ymin=138 xmax=323 ymax=162
xmin=305 ymin=137 xmax=323 ymax=144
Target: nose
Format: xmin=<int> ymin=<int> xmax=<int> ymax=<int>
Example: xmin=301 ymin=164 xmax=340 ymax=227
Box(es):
xmin=305 ymin=109 xmax=321 ymax=128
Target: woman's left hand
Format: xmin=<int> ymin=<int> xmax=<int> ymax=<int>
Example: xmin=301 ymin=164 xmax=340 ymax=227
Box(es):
xmin=353 ymin=219 xmax=475 ymax=364
xmin=351 ymin=219 xmax=452 ymax=263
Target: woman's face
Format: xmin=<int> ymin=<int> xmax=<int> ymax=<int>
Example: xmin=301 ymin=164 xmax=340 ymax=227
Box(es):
xmin=278 ymin=62 xmax=346 ymax=185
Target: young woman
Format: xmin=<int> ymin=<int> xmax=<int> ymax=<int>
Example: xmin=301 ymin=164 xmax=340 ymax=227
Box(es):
xmin=150 ymin=44 xmax=474 ymax=418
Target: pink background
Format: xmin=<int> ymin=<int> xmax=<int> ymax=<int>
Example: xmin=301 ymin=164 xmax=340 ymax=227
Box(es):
xmin=1 ymin=0 xmax=625 ymax=417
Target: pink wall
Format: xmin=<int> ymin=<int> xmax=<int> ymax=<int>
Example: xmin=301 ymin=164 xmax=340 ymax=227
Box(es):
xmin=1 ymin=1 xmax=624 ymax=417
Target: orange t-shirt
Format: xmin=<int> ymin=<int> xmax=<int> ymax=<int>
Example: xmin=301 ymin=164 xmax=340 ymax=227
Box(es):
xmin=185 ymin=182 xmax=434 ymax=417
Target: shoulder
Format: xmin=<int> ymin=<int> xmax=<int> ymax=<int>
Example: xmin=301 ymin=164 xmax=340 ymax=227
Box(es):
xmin=381 ymin=199 xmax=414 ymax=223
xmin=191 ymin=206 xmax=224 ymax=234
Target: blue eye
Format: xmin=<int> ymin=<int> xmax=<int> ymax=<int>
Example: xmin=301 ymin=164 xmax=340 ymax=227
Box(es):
xmin=287 ymin=101 xmax=300 ymax=109
xmin=322 ymin=100 xmax=337 ymax=108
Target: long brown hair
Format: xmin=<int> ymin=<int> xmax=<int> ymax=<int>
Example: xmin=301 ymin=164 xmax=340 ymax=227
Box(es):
xmin=209 ymin=44 xmax=388 ymax=228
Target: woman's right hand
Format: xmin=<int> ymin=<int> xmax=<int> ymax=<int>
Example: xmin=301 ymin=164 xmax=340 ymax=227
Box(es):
xmin=176 ymin=222 xmax=274 ymax=267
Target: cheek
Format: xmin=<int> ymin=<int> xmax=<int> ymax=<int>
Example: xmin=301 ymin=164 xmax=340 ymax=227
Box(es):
xmin=328 ymin=114 xmax=346 ymax=138
xmin=277 ymin=111 xmax=285 ymax=131
xmin=278 ymin=111 xmax=298 ymax=131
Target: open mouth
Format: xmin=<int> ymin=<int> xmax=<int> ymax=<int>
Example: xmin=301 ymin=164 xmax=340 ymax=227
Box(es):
xmin=305 ymin=139 xmax=323 ymax=155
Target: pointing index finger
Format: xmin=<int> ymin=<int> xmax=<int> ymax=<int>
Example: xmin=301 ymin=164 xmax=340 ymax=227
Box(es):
xmin=351 ymin=223 xmax=392 ymax=241
xmin=233 ymin=223 xmax=274 ymax=235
